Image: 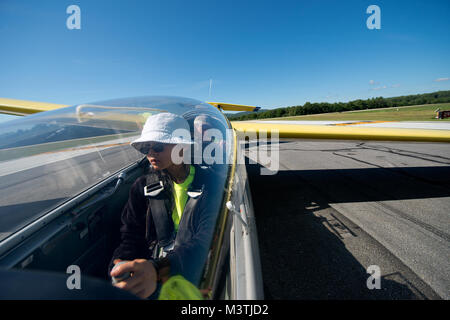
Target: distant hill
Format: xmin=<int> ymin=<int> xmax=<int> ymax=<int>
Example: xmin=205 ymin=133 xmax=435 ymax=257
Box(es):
xmin=226 ymin=90 xmax=450 ymax=121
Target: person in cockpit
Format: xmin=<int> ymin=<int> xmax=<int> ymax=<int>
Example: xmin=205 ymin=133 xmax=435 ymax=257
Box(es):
xmin=192 ymin=114 xmax=228 ymax=168
xmin=109 ymin=112 xmax=216 ymax=299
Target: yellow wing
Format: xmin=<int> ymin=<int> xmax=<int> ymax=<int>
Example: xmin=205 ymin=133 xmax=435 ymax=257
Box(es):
xmin=231 ymin=120 xmax=450 ymax=143
xmin=207 ymin=102 xmax=260 ymax=112
xmin=2 ymin=97 xmax=448 ymax=143
xmin=0 ymin=98 xmax=68 ymax=116
xmin=0 ymin=98 xmax=258 ymax=115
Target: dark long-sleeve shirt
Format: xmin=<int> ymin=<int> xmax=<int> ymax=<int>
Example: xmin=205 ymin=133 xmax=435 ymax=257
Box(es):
xmin=109 ymin=165 xmax=217 ymax=285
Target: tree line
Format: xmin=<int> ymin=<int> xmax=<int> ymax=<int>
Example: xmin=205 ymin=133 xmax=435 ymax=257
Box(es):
xmin=227 ymin=90 xmax=450 ymax=121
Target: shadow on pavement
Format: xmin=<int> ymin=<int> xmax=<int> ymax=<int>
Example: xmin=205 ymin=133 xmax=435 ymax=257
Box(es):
xmin=246 ymin=161 xmax=438 ymax=299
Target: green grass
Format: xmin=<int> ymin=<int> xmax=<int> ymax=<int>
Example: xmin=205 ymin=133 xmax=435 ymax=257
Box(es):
xmin=261 ymin=103 xmax=450 ymax=122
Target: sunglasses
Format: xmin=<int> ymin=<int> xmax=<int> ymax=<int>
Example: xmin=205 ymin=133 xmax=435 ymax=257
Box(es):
xmin=141 ymin=143 xmax=165 ymax=154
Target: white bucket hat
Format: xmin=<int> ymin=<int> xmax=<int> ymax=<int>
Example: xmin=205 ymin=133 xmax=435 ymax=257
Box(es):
xmin=131 ymin=112 xmax=193 ymax=154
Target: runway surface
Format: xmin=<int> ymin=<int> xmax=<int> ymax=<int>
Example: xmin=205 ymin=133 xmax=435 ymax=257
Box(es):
xmin=0 ymin=144 xmax=142 ymax=241
xmin=246 ymin=139 xmax=450 ymax=299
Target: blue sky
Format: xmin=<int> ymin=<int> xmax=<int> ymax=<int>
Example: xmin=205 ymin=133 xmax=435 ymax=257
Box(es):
xmin=0 ymin=0 xmax=449 ymax=116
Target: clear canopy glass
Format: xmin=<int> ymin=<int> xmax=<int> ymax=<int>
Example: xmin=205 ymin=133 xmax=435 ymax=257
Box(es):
xmin=0 ymin=96 xmax=231 ymax=243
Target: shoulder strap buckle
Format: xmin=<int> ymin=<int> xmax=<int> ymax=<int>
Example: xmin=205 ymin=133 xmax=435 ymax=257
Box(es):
xmin=144 ymin=181 xmax=164 ymax=197
xmin=187 ymin=188 xmax=203 ymax=199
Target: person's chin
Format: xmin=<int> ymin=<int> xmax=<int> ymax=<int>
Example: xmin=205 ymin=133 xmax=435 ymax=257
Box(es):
xmin=150 ymin=160 xmax=164 ymax=170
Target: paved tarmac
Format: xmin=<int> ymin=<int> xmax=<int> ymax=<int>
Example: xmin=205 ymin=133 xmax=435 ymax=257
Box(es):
xmin=0 ymin=145 xmax=141 ymax=241
xmin=246 ymin=139 xmax=450 ymax=299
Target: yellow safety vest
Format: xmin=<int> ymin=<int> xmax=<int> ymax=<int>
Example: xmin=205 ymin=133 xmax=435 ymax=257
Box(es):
xmin=172 ymin=165 xmax=195 ymax=231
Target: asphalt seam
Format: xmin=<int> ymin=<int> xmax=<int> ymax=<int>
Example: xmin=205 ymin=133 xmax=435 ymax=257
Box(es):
xmin=328 ymin=152 xmax=450 ymax=242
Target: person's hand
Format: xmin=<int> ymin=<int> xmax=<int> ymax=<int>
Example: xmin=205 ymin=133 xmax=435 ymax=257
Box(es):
xmin=110 ymin=259 xmax=157 ymax=299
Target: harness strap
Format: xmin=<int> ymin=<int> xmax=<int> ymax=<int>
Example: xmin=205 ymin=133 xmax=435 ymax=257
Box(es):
xmin=144 ymin=167 xmax=206 ymax=257
xmin=145 ymin=173 xmax=175 ymax=251
xmin=173 ymin=189 xmax=202 ymax=248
